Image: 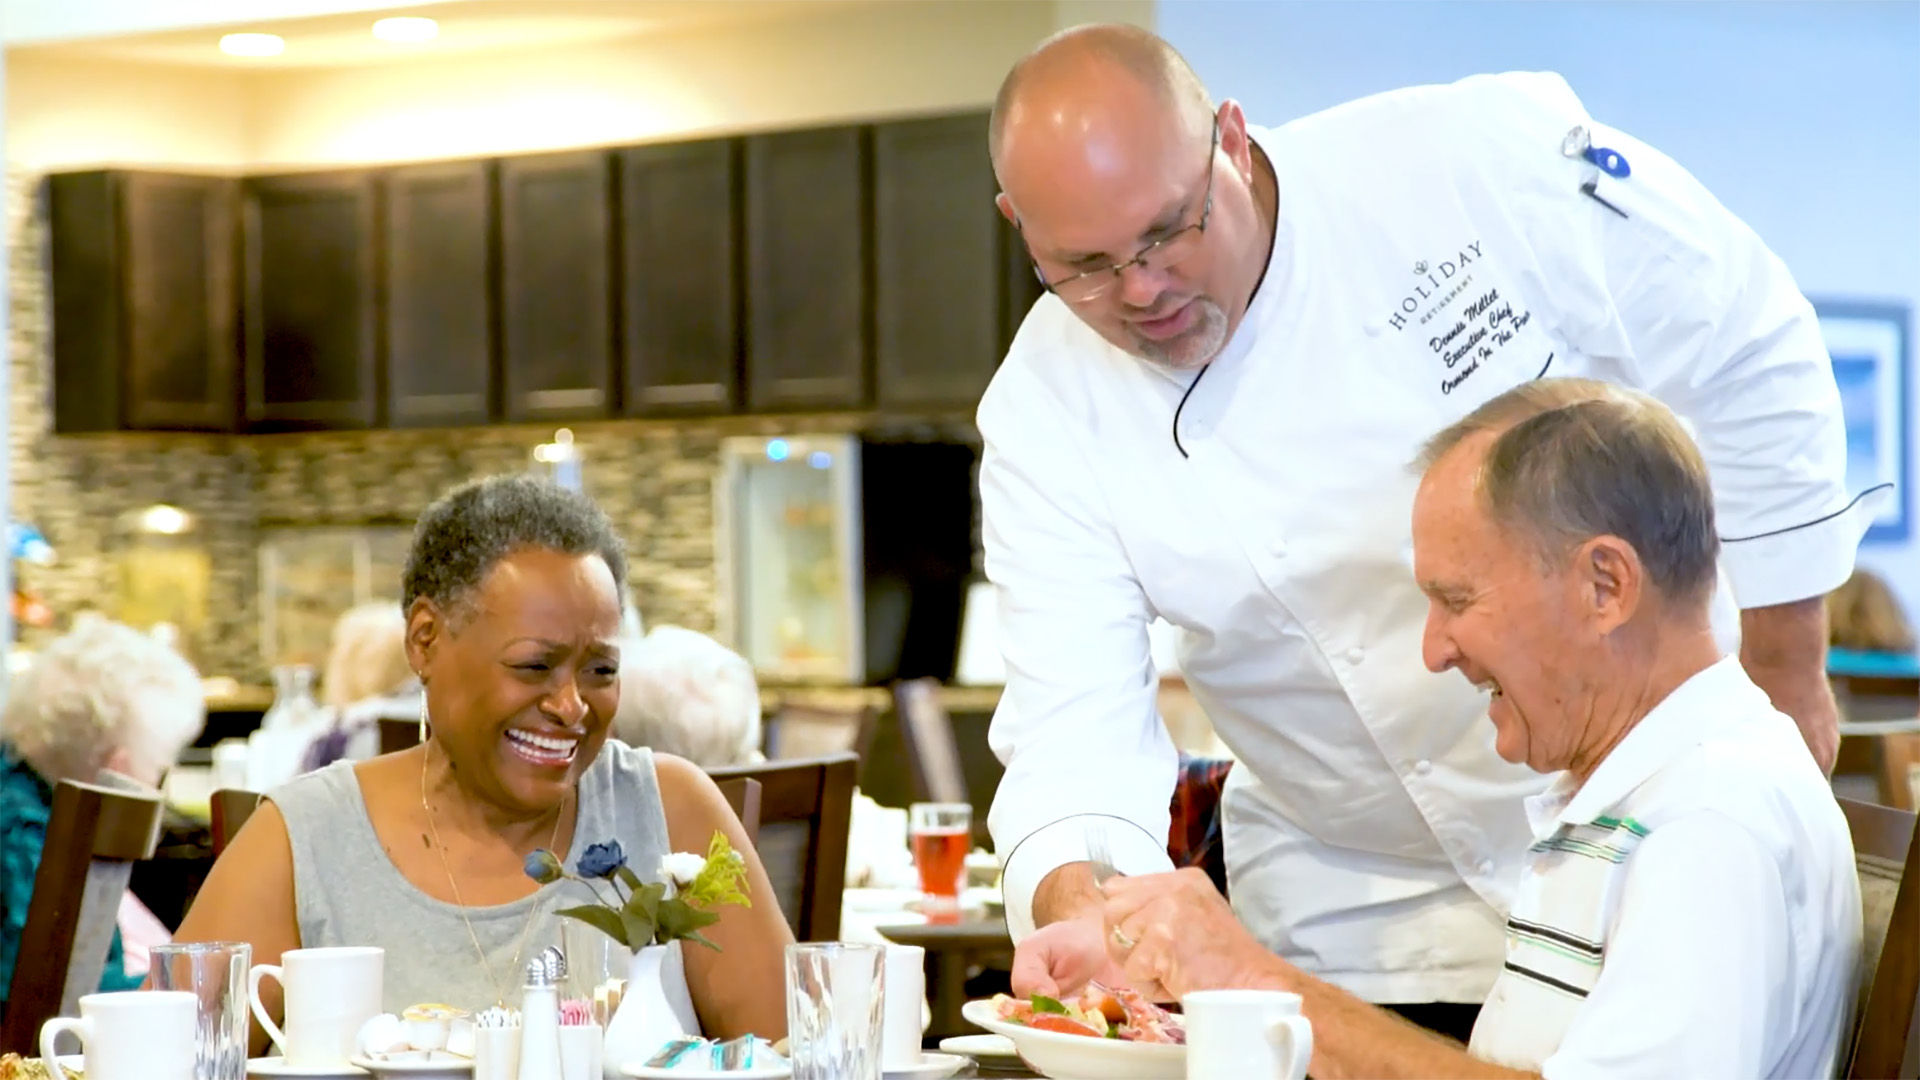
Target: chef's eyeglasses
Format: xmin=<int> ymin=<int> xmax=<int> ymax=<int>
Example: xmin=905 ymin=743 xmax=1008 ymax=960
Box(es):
xmin=1030 ymin=117 xmax=1219 ymax=305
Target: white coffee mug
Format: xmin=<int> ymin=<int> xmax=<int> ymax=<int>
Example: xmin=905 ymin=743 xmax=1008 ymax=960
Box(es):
xmin=881 ymin=943 xmax=927 ymax=1070
xmin=1181 ymin=989 xmax=1313 ymax=1080
xmin=249 ymin=945 xmax=384 ymax=1067
xmin=41 ymin=990 xmax=197 ymax=1080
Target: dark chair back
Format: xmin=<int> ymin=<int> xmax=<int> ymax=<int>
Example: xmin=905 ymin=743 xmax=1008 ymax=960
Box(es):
xmin=892 ymin=678 xmax=968 ymax=805
xmin=1840 ymin=796 xmax=1920 ymax=1079
xmin=707 ymin=754 xmax=857 ymax=942
xmin=1 ymin=779 xmax=166 ymax=1054
xmin=716 ymin=777 xmax=762 ymax=846
xmin=209 ymin=787 xmax=266 ymax=858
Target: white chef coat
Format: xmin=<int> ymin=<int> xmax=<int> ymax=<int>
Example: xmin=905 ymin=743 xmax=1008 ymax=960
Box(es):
xmin=979 ymin=70 xmax=1883 ymax=1004
xmin=1467 ymin=656 xmax=1860 ymax=1079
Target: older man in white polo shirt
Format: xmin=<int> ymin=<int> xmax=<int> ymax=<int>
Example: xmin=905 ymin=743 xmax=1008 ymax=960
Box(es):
xmin=1099 ymin=378 xmax=1862 ymax=1079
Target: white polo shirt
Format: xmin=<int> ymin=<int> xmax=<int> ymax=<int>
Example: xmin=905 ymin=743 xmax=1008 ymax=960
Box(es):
xmin=1467 ymin=656 xmax=1862 ymax=1078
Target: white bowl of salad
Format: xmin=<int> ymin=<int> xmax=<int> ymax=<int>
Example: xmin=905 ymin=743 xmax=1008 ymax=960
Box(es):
xmin=960 ymin=983 xmax=1185 ymax=1080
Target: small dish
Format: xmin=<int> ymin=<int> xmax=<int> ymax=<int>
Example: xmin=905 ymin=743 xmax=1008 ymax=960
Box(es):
xmin=936 ymin=1033 xmax=1019 ymax=1061
xmin=883 ymin=1050 xmax=968 ymax=1079
xmin=619 ymin=1065 xmax=790 ymax=1079
xmin=960 ymin=999 xmax=1185 ymax=1080
xmin=348 ymin=1051 xmax=472 ymax=1079
xmin=246 ymin=1057 xmax=370 ymax=1078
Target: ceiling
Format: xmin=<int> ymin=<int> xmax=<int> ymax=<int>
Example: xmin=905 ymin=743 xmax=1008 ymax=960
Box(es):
xmin=11 ymin=0 xmax=877 ymax=69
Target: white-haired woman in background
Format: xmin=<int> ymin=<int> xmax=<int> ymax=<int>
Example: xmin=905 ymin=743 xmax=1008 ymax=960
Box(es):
xmin=0 ymin=617 xmax=205 ymax=1000
xmin=300 ymin=601 xmax=421 ymax=771
xmin=611 ymin=625 xmax=763 ymax=767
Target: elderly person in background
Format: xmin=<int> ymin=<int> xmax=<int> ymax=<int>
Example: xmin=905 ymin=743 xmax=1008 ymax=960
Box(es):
xmin=301 ymin=602 xmax=421 ymax=771
xmin=1097 ymin=380 xmax=1861 ymax=1079
xmin=0 ymin=617 xmax=205 ymax=998
xmin=611 ymin=624 xmax=762 ymax=768
xmin=177 ymin=474 xmax=791 ymax=1049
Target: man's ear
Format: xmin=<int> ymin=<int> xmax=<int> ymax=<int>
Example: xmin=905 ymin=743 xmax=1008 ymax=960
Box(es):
xmin=404 ymin=596 xmax=442 ymax=679
xmin=1578 ymin=535 xmax=1644 ymax=635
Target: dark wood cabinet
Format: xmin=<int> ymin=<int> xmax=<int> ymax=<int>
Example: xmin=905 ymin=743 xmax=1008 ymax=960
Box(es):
xmin=1003 ymin=217 xmax=1045 ymax=351
xmin=243 ymin=171 xmax=380 ymax=430
xmin=49 ymin=171 xmax=239 ymax=433
xmin=499 ymin=151 xmax=615 ymax=422
xmin=873 ymin=114 xmax=1004 ymax=410
xmin=744 ymin=127 xmax=869 ymax=411
xmin=384 ymin=161 xmax=495 ymax=427
xmin=620 ymin=139 xmax=741 ymax=416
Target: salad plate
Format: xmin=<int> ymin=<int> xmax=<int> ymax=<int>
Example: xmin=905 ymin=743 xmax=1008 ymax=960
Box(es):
xmin=959 ymin=986 xmax=1185 ymax=1080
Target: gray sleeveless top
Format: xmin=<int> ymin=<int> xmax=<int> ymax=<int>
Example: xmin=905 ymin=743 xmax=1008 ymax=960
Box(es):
xmin=272 ymin=739 xmax=672 ymax=1013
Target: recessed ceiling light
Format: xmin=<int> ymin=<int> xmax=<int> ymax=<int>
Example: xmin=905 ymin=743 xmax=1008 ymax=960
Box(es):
xmin=372 ymin=16 xmax=439 ymax=43
xmin=219 ymin=32 xmax=285 ymax=57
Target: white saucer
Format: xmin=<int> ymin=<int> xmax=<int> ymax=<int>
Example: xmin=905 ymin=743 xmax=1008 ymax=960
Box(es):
xmin=620 ymin=1065 xmax=790 ymax=1079
xmin=349 ymin=1052 xmax=473 ymax=1078
xmin=247 ymin=1057 xmax=370 ymax=1078
xmin=884 ymin=1050 xmax=968 ymax=1079
xmin=937 ymin=1033 xmax=1020 ymax=1061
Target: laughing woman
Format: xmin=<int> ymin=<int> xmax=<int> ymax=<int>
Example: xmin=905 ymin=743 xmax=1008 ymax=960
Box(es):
xmin=175 ymin=475 xmax=791 ymax=1050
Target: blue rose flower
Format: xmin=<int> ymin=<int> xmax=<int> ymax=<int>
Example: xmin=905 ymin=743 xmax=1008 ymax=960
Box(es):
xmin=576 ymin=840 xmax=627 ymax=879
xmin=524 ymin=849 xmax=563 ymax=884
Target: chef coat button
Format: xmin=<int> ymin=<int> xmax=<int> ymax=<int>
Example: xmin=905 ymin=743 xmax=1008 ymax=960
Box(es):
xmin=1269 ymin=538 xmax=1288 ymax=558
xmin=1477 ymin=858 xmax=1496 ymax=877
xmin=1363 ymin=321 xmax=1382 ymax=338
xmin=1344 ymin=646 xmax=1365 ymax=665
xmin=1413 ymin=759 xmax=1433 ymax=777
xmin=1561 ymin=125 xmax=1590 ymax=158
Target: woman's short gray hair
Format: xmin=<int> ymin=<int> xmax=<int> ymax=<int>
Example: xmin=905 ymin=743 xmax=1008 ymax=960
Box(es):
xmin=611 ymin=626 xmax=761 ymax=767
xmin=2 ymin=617 xmax=205 ymax=785
xmin=403 ymin=474 xmax=628 ymax=621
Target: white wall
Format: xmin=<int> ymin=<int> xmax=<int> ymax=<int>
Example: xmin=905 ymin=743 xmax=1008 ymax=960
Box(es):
xmin=1160 ymin=0 xmax=1920 ymax=620
xmin=243 ymin=0 xmax=1060 ymax=166
xmin=4 ymin=53 xmax=249 ymax=170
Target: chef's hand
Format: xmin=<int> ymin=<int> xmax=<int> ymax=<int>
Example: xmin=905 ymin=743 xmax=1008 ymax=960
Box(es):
xmin=1102 ymin=867 xmax=1285 ymax=1002
xmin=1010 ymin=914 xmax=1131 ymax=999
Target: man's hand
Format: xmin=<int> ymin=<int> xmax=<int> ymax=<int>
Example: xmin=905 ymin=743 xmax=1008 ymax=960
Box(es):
xmin=1741 ymin=598 xmax=1839 ymax=774
xmin=1101 ymin=867 xmax=1286 ymax=1002
xmin=1010 ymin=914 xmax=1130 ymax=999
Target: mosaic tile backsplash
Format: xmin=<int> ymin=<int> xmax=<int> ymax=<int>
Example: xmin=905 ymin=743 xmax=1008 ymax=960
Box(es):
xmin=8 ymin=174 xmax=981 ymax=684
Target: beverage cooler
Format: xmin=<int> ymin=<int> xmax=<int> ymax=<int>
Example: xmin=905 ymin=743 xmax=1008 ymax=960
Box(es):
xmin=715 ymin=434 xmax=976 ymax=686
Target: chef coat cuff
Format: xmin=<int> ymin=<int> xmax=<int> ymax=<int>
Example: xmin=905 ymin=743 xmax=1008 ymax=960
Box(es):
xmin=1720 ymin=486 xmax=1892 ymax=608
xmin=1000 ymin=813 xmax=1175 ymax=942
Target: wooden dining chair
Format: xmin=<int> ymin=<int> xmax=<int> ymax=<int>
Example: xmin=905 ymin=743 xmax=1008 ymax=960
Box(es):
xmin=0 ymin=779 xmax=166 ymax=1055
xmin=892 ymin=678 xmax=969 ymax=805
xmin=706 ymin=753 xmax=858 ymax=942
xmin=209 ymin=787 xmax=266 ymax=858
xmin=1840 ymin=796 xmax=1920 ymax=1079
xmin=716 ymin=776 xmax=762 ymax=846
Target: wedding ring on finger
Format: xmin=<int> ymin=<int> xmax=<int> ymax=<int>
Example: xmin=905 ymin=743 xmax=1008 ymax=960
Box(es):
xmin=1110 ymin=925 xmax=1137 ymax=952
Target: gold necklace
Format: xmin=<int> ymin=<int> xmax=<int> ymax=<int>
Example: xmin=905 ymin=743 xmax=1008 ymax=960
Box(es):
xmin=420 ymin=741 xmax=570 ymax=1008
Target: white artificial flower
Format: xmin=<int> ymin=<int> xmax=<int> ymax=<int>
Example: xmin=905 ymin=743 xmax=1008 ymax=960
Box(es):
xmin=659 ymin=851 xmax=707 ymax=888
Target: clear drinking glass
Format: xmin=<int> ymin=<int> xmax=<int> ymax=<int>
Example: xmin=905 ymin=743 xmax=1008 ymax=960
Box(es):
xmin=148 ymin=940 xmax=251 ymax=1080
xmin=785 ymin=943 xmax=884 ymax=1080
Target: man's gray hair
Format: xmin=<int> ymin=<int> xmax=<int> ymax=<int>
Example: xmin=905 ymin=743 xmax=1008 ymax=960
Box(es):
xmin=610 ymin=626 xmax=761 ymax=768
xmin=1416 ymin=378 xmax=1720 ymax=605
xmin=403 ymin=473 xmax=628 ymax=620
xmin=2 ymin=616 xmax=205 ymax=785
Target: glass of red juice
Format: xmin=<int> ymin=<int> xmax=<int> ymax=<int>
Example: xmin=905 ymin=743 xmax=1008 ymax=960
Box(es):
xmin=909 ymin=802 xmax=971 ymax=905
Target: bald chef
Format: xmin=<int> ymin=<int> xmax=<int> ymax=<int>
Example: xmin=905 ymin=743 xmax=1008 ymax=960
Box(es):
xmin=978 ymin=24 xmax=1881 ymax=1039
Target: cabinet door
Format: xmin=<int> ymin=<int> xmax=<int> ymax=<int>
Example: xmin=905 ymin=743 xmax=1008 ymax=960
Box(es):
xmin=621 ymin=139 xmax=741 ymax=416
xmin=123 ymin=174 xmax=240 ymax=430
xmin=243 ymin=171 xmax=380 ymax=429
xmin=499 ymin=151 xmax=615 ymax=422
xmin=873 ymin=114 xmax=1002 ymax=410
xmin=48 ymin=171 xmax=238 ymax=433
xmin=745 ymin=127 xmax=868 ymax=411
xmin=384 ymin=161 xmax=495 ymax=427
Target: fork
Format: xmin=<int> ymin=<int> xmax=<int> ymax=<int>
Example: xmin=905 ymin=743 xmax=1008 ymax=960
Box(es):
xmin=1085 ymin=821 xmax=1122 ymax=889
